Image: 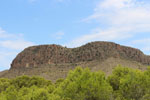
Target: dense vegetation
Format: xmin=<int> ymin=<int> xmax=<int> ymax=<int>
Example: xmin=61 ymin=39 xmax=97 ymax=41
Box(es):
xmin=1 ymin=65 xmax=150 ymax=100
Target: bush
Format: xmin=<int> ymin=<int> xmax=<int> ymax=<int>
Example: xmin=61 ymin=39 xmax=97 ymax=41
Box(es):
xmin=56 ymin=67 xmax=113 ymax=100
xmin=0 ymin=66 xmax=150 ymax=100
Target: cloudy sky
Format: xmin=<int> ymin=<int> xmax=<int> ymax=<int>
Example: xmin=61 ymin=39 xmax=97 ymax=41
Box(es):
xmin=0 ymin=0 xmax=150 ymax=71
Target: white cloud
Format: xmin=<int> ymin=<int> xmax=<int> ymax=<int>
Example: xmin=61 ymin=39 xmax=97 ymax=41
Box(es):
xmin=0 ymin=40 xmax=34 ymax=50
xmin=68 ymin=0 xmax=150 ymax=51
xmin=85 ymin=0 xmax=150 ymax=29
xmin=143 ymin=47 xmax=150 ymax=52
xmin=0 ymin=51 xmax=17 ymax=71
xmin=0 ymin=27 xmax=34 ymax=71
xmin=0 ymin=28 xmax=34 ymax=50
xmin=52 ymin=31 xmax=65 ymax=40
xmin=130 ymin=38 xmax=150 ymax=53
xmin=67 ymin=27 xmax=132 ymax=47
xmin=131 ymin=38 xmax=150 ymax=44
xmin=0 ymin=28 xmax=15 ymax=38
xmin=98 ymin=0 xmax=134 ymax=9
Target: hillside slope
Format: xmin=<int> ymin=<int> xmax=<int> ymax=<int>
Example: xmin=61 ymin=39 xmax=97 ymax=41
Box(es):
xmin=0 ymin=41 xmax=150 ymax=81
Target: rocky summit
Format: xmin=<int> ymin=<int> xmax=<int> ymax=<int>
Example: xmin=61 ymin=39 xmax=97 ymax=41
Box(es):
xmin=1 ymin=41 xmax=150 ymax=81
xmin=11 ymin=41 xmax=150 ymax=69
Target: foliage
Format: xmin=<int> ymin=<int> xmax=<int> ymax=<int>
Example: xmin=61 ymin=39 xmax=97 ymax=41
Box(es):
xmin=108 ymin=65 xmax=150 ymax=100
xmin=55 ymin=67 xmax=113 ymax=100
xmin=0 ymin=66 xmax=150 ymax=100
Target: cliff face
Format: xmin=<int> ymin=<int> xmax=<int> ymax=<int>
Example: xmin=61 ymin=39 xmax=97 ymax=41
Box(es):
xmin=11 ymin=41 xmax=150 ymax=69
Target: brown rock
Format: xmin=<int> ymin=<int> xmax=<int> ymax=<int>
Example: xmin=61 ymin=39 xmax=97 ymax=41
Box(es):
xmin=11 ymin=41 xmax=150 ymax=69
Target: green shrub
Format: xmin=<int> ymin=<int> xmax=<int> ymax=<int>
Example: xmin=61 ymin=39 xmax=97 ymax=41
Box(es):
xmin=0 ymin=66 xmax=150 ymax=100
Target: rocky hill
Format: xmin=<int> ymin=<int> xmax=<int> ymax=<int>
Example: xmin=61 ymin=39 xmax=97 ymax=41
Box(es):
xmin=11 ymin=41 xmax=150 ymax=68
xmin=1 ymin=41 xmax=150 ymax=81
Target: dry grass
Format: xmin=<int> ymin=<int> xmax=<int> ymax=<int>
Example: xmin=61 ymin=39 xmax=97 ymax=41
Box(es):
xmin=0 ymin=57 xmax=148 ymax=82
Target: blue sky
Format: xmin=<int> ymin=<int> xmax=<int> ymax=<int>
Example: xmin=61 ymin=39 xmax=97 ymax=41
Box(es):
xmin=0 ymin=0 xmax=150 ymax=71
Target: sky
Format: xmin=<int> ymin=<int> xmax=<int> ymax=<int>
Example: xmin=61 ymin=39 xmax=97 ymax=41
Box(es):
xmin=0 ymin=0 xmax=150 ymax=71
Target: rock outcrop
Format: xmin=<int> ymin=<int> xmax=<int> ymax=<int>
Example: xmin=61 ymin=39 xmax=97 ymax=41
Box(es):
xmin=11 ymin=41 xmax=150 ymax=69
